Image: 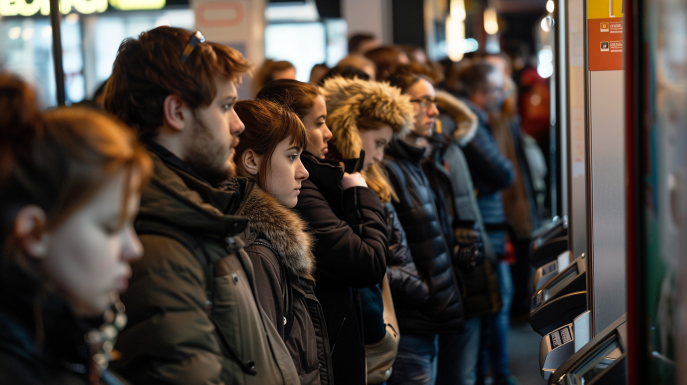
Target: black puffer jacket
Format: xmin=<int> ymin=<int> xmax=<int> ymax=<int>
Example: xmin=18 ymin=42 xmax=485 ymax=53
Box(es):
xmin=382 ymin=138 xmax=464 ymax=334
xmin=240 ymin=187 xmax=334 ymax=385
xmin=294 ymin=152 xmax=388 ymax=385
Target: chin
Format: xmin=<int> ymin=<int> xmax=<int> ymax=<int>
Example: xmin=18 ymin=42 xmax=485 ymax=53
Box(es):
xmin=226 ymin=161 xmax=236 ymax=178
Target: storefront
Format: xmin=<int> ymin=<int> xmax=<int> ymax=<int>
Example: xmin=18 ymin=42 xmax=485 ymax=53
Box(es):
xmin=0 ymin=0 xmax=194 ymax=106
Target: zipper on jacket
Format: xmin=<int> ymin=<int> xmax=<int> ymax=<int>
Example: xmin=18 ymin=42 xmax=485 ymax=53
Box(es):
xmin=329 ymin=317 xmax=346 ymax=355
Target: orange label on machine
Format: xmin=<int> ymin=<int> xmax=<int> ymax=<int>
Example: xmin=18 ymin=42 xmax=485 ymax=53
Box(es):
xmin=587 ymin=0 xmax=624 ymax=71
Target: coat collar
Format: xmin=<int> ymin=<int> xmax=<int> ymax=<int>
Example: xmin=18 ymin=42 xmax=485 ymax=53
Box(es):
xmin=138 ymin=152 xmax=251 ymax=237
xmin=239 ymin=187 xmax=316 ymax=281
xmin=385 ymin=137 xmax=427 ymax=164
xmin=435 ymin=90 xmax=478 ymax=145
xmin=300 ymin=151 xmax=344 ymax=201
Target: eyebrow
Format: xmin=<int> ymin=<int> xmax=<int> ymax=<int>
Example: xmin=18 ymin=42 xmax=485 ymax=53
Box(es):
xmin=221 ymin=96 xmax=238 ymax=103
xmin=286 ymin=146 xmax=301 ymax=152
xmin=317 ymin=115 xmax=326 ymax=120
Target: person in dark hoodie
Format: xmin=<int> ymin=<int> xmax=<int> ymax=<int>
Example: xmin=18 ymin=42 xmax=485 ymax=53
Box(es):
xmin=381 ymin=71 xmax=466 ymax=384
xmin=103 ymin=27 xmax=300 ymax=384
xmin=320 ymin=76 xmax=416 ymax=384
xmin=233 ymin=99 xmax=334 ymax=385
xmin=0 ymin=73 xmax=152 ymax=384
xmin=456 ymin=62 xmax=517 ymax=385
xmin=257 ymin=79 xmax=389 ymax=385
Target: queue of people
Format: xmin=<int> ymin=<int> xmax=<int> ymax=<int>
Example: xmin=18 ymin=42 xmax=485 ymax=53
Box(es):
xmin=0 ymin=26 xmax=544 ymax=385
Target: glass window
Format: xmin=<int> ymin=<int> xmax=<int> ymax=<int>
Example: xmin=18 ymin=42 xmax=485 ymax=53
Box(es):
xmin=265 ymin=22 xmax=326 ymax=83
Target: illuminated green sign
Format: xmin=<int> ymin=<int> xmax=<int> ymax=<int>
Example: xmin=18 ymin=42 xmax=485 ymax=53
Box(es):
xmin=0 ymin=0 xmax=167 ymax=17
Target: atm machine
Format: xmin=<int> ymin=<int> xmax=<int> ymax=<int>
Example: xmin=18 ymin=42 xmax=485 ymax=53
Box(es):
xmin=533 ymin=251 xmax=575 ymax=291
xmin=530 ymin=256 xmax=587 ymax=336
xmin=547 ymin=314 xmax=627 ymax=385
xmin=529 ymin=216 xmax=569 ymax=268
xmin=531 ymin=257 xmax=590 ymax=379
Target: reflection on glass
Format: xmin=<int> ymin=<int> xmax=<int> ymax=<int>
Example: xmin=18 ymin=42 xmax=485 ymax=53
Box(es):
xmin=562 ymin=336 xmax=622 ymax=385
xmin=545 ymin=265 xmax=579 ymax=301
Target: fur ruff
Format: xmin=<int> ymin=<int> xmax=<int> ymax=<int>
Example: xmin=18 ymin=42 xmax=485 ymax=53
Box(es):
xmin=241 ymin=187 xmax=316 ymax=281
xmin=435 ymin=90 xmax=478 ymax=146
xmin=320 ymin=76 xmax=414 ymax=159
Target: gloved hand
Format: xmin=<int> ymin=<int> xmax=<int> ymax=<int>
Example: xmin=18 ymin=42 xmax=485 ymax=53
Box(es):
xmin=453 ymin=227 xmax=484 ymax=273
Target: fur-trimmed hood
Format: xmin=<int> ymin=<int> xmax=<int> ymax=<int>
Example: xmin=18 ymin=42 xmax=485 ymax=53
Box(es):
xmin=320 ymin=76 xmax=414 ymax=159
xmin=240 ymin=187 xmax=316 ymax=281
xmin=435 ymin=90 xmax=478 ymax=146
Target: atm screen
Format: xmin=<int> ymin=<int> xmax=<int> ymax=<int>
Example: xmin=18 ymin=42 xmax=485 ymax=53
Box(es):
xmin=545 ymin=265 xmax=579 ymax=300
xmin=568 ymin=335 xmax=623 ymax=384
xmin=549 ymin=326 xmax=573 ymax=349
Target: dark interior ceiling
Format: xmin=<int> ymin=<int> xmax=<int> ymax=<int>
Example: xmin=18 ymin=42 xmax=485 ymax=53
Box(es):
xmin=498 ymin=0 xmax=548 ymax=13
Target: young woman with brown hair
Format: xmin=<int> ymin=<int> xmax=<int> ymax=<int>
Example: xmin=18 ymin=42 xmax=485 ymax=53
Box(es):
xmin=256 ymin=79 xmax=389 ymax=385
xmin=233 ymin=99 xmax=334 ymax=385
xmin=0 ymin=73 xmax=152 ymax=384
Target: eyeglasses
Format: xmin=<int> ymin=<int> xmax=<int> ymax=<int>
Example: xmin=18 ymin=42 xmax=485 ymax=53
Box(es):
xmin=409 ymin=97 xmax=437 ymax=109
xmin=180 ymin=31 xmax=205 ymax=64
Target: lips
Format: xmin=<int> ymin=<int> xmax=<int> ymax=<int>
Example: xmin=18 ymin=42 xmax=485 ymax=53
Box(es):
xmin=322 ymin=145 xmax=328 ymax=156
xmin=117 ymin=276 xmax=129 ymax=292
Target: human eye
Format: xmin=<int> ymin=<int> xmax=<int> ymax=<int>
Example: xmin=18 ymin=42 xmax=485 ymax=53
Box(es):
xmin=101 ymin=221 xmax=119 ymax=236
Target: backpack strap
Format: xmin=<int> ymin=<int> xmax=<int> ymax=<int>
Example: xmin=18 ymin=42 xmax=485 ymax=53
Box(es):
xmin=134 ymin=219 xmax=214 ymax=311
xmin=134 ymin=219 xmax=260 ymax=375
xmin=252 ymin=239 xmax=296 ymax=341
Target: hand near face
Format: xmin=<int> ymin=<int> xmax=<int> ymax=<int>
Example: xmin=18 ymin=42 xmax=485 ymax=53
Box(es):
xmin=341 ymin=172 xmax=368 ymax=190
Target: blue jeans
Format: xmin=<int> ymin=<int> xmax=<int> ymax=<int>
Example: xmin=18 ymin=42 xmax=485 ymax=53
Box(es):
xmin=437 ymin=317 xmax=481 ymax=385
xmin=479 ymin=261 xmax=514 ymax=382
xmin=388 ymin=320 xmax=482 ymax=385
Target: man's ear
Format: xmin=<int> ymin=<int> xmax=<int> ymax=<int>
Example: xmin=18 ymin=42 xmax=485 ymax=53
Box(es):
xmin=162 ymin=94 xmax=188 ymax=132
xmin=241 ymin=150 xmax=261 ymax=176
xmin=13 ymin=205 xmax=50 ymax=259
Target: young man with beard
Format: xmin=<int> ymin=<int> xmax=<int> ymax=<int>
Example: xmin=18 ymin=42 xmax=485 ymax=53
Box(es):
xmin=103 ymin=26 xmax=300 ymax=385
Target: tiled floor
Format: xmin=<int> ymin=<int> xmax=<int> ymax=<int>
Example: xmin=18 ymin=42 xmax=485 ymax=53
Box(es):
xmin=509 ymin=323 xmax=548 ymax=385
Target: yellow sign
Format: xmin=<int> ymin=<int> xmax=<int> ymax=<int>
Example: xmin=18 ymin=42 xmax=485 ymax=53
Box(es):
xmin=587 ymin=0 xmax=623 ymax=19
xmin=0 ymin=0 xmax=166 ymax=17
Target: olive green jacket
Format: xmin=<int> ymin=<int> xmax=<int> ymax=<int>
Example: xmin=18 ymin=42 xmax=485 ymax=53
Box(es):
xmin=115 ymin=153 xmax=300 ymax=385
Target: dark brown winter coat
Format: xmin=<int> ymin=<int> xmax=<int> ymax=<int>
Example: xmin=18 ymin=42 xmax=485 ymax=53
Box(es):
xmin=239 ymin=188 xmax=334 ymax=385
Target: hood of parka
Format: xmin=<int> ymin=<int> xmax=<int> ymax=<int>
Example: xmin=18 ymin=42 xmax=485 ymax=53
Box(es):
xmin=320 ymin=76 xmax=414 ymax=159
xmin=239 ymin=187 xmax=316 ymax=281
xmin=137 ymin=153 xmax=251 ymax=237
xmin=435 ymin=90 xmax=478 ymax=146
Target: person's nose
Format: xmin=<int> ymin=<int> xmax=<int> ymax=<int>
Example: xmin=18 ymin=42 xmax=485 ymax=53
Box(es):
xmin=323 ymin=123 xmax=332 ymax=141
xmin=121 ymin=225 xmax=143 ymax=263
xmin=229 ymin=109 xmax=245 ymax=136
xmin=296 ymin=158 xmax=309 ymax=181
xmin=427 ymin=102 xmax=439 ymax=117
xmin=374 ymin=148 xmax=384 ymax=163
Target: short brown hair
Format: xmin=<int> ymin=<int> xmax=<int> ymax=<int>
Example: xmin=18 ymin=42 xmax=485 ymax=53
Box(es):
xmin=233 ymin=99 xmax=307 ymax=189
xmin=255 ymin=79 xmax=321 ymax=119
xmin=103 ymin=26 xmax=251 ymax=141
xmin=364 ymin=46 xmax=408 ymax=80
xmin=253 ymin=59 xmax=295 ymax=96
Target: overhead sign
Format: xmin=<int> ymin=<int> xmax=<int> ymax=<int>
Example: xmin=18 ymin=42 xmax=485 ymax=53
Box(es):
xmin=0 ymin=0 xmax=166 ymax=17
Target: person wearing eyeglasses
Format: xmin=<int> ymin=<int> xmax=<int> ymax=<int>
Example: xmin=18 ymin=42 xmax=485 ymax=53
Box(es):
xmin=456 ymin=62 xmax=517 ymax=385
xmin=380 ymin=65 xmax=465 ymax=385
xmin=102 ymin=27 xmax=300 ymax=385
